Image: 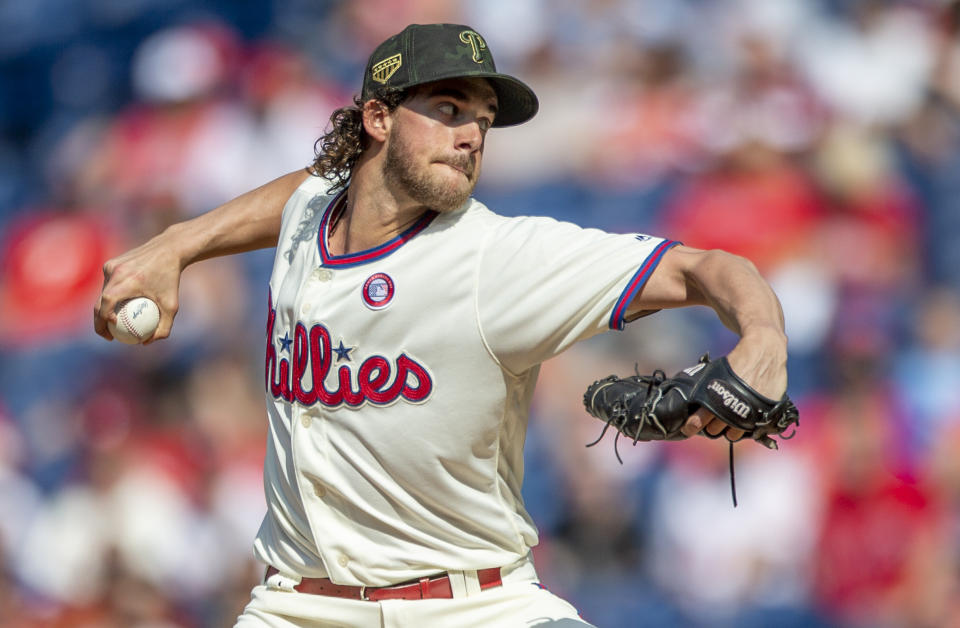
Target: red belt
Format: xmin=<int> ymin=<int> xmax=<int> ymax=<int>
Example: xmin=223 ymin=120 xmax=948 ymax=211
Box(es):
xmin=264 ymin=566 xmax=503 ymax=601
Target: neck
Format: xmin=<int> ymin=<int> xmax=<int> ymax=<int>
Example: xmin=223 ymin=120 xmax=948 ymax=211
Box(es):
xmin=326 ymin=157 xmax=429 ymax=257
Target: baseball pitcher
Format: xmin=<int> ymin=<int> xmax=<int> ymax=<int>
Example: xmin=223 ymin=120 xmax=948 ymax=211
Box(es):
xmin=95 ymin=23 xmax=792 ymax=627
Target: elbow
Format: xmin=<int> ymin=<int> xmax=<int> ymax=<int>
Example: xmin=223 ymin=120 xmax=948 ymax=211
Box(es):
xmin=685 ymin=249 xmax=764 ymax=293
xmin=686 ymin=249 xmax=760 ymax=284
xmin=699 ymin=249 xmax=760 ymax=275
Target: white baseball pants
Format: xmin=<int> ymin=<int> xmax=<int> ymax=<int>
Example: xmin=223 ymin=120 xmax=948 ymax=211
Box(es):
xmin=234 ymin=557 xmax=595 ymax=627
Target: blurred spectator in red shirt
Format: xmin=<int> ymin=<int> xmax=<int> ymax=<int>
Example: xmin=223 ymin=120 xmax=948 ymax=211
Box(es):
xmin=659 ymin=28 xmax=826 ymax=273
xmin=662 ymin=158 xmax=824 ymax=273
xmin=0 ymin=210 xmax=121 ymax=347
xmin=810 ymin=345 xmax=950 ymax=627
xmin=812 ymin=123 xmax=922 ymax=292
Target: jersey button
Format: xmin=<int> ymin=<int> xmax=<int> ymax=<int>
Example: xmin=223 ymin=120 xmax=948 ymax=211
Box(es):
xmin=317 ymin=269 xmax=334 ymax=282
xmin=300 ymin=415 xmax=312 ymax=428
xmin=300 ymin=303 xmax=311 ymax=316
xmin=337 ymin=554 xmax=349 ymax=567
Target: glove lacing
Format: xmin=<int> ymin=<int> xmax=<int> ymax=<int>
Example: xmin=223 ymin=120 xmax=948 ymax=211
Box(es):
xmin=585 ymin=368 xmax=667 ymax=465
xmin=586 ymin=367 xmax=746 ymax=507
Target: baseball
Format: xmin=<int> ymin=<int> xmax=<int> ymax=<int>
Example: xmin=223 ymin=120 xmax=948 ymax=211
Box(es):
xmin=108 ymin=297 xmax=160 ymax=344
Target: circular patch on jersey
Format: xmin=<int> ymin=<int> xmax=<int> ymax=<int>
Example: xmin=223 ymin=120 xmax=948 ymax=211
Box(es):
xmin=362 ymin=273 xmax=395 ymax=310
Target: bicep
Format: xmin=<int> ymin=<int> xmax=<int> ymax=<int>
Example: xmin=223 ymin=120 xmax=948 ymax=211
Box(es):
xmin=625 ymin=244 xmax=710 ymax=316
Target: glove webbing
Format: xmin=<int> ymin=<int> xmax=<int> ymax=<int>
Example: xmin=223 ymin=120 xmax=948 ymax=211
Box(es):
xmin=584 ymin=368 xmax=669 ymax=465
xmin=585 ymin=364 xmax=742 ymax=506
xmin=584 ymin=356 xmax=799 ymax=508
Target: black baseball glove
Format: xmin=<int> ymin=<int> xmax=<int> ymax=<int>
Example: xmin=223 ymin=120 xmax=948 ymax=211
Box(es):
xmin=583 ymin=354 xmax=799 ymax=504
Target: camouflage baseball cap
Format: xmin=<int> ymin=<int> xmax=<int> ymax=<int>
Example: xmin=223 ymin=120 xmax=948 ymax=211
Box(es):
xmin=361 ymin=23 xmax=539 ymax=127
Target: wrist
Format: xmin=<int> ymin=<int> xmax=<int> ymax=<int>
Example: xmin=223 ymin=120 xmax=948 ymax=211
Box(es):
xmin=740 ymin=323 xmax=787 ymax=346
xmin=735 ymin=324 xmax=788 ymax=367
xmin=743 ymin=326 xmax=788 ymax=359
xmin=161 ymin=221 xmax=208 ymax=270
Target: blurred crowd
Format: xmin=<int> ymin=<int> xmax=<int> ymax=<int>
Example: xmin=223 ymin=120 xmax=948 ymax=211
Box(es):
xmin=3 ymin=0 xmax=960 ymax=626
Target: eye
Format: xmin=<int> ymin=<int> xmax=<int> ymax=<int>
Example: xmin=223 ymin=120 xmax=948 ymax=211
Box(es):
xmin=478 ymin=118 xmax=492 ymax=133
xmin=437 ymin=102 xmax=457 ymax=116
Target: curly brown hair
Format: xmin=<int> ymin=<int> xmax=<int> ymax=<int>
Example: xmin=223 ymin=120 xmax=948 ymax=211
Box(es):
xmin=310 ymin=87 xmax=410 ymax=193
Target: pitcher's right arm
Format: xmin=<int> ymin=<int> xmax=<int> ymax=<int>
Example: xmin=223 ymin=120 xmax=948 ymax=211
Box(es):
xmin=94 ymin=169 xmax=312 ymax=342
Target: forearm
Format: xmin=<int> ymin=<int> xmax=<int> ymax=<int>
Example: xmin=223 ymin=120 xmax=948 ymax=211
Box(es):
xmin=166 ymin=168 xmax=311 ymax=268
xmin=632 ymin=246 xmax=787 ymax=399
xmin=684 ymin=249 xmax=785 ymax=339
xmin=95 ymin=168 xmax=313 ymax=341
xmin=685 ymin=250 xmax=788 ymax=399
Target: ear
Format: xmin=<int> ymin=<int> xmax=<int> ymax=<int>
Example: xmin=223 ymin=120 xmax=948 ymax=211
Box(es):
xmin=362 ymin=100 xmax=392 ymax=143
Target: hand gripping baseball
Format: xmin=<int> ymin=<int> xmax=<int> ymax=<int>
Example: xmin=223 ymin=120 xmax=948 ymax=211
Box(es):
xmin=583 ymin=354 xmax=799 ymax=504
xmin=95 ymin=231 xmax=184 ymax=343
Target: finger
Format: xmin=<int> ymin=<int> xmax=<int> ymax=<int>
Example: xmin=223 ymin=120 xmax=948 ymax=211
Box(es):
xmin=93 ymin=303 xmax=114 ymax=340
xmin=705 ymin=418 xmax=727 ymax=437
xmin=143 ymin=322 xmax=168 ymax=345
xmin=95 ymin=289 xmax=130 ymax=343
xmin=725 ymin=428 xmax=746 ymax=442
xmin=93 ymin=290 xmax=119 ymax=341
xmin=98 ymin=256 xmax=133 ymax=315
xmin=102 ymin=258 xmax=116 ymax=281
xmin=97 ymin=289 xmax=121 ymax=329
xmin=681 ymin=408 xmax=714 ymax=438
xmin=143 ymin=299 xmax=177 ymax=345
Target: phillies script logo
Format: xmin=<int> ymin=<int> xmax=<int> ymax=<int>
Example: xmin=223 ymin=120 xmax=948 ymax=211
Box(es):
xmin=265 ymin=297 xmax=432 ymax=408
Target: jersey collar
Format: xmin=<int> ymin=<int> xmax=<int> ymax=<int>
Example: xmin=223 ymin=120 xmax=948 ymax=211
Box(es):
xmin=317 ymin=190 xmax=438 ymax=268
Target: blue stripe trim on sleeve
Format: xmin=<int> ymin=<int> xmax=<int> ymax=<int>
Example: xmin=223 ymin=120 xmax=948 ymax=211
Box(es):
xmin=608 ymin=239 xmax=681 ymax=330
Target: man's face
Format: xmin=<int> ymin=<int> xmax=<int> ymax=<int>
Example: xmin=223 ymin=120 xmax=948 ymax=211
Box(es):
xmin=382 ymin=77 xmax=498 ymax=213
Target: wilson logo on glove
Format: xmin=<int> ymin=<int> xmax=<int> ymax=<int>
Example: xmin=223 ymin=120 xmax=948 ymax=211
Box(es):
xmin=706 ymin=380 xmax=750 ymax=419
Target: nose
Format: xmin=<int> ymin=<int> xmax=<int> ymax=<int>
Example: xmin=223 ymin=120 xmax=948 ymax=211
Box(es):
xmin=455 ymin=120 xmax=484 ymax=153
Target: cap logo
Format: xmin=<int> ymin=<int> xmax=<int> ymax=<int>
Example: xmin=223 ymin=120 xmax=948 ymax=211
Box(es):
xmin=459 ymin=30 xmax=487 ymax=64
xmin=371 ymin=53 xmax=402 ymax=84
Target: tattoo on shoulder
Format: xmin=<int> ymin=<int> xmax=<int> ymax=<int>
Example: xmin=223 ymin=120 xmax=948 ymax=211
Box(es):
xmin=285 ymin=194 xmax=328 ymax=263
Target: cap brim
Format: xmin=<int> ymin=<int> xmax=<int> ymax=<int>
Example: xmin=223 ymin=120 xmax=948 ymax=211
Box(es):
xmin=395 ymin=70 xmax=538 ymax=127
xmin=483 ymin=74 xmax=539 ymax=127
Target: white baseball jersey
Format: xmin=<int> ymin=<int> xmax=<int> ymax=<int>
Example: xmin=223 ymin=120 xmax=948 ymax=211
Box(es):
xmin=253 ymin=174 xmax=678 ymax=586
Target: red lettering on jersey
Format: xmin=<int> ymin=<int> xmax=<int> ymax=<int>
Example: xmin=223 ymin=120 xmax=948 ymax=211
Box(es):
xmin=265 ymin=294 xmax=284 ymax=399
xmin=397 ymin=354 xmax=432 ymax=402
xmin=359 ymin=356 xmax=391 ymax=403
xmin=292 ymin=323 xmax=314 ymax=405
xmin=266 ymin=297 xmax=433 ymax=409
xmin=309 ymin=324 xmax=343 ymax=406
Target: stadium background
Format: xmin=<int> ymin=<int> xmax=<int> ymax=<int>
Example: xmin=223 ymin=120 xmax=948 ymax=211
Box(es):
xmin=2 ymin=0 xmax=960 ymax=626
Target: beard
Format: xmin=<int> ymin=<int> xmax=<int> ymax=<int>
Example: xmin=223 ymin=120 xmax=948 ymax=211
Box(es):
xmin=382 ymin=124 xmax=479 ymax=213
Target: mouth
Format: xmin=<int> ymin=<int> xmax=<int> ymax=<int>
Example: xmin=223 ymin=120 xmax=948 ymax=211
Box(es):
xmin=438 ymin=160 xmax=473 ymax=178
